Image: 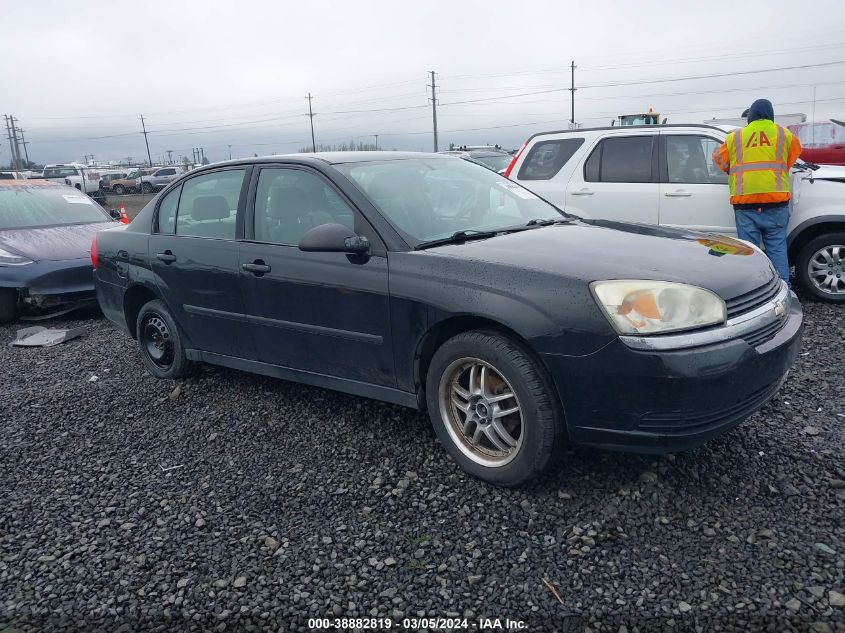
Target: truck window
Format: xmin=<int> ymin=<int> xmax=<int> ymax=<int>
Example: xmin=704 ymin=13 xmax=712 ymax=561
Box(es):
xmin=518 ymin=138 xmax=584 ymax=180
xmin=584 ymin=137 xmax=654 ymax=183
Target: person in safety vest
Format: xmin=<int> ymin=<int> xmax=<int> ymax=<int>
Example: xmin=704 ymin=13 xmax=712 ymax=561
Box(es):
xmin=712 ymin=99 xmax=802 ymax=285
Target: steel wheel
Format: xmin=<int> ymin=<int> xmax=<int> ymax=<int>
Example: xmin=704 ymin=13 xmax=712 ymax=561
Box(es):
xmin=141 ymin=314 xmax=174 ymax=369
xmin=807 ymin=244 xmax=845 ymax=296
xmin=438 ymin=357 xmax=523 ymax=467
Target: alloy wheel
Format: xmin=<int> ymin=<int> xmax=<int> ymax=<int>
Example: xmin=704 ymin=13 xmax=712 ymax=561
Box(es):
xmin=807 ymin=244 xmax=845 ymax=296
xmin=438 ymin=357 xmax=523 ymax=467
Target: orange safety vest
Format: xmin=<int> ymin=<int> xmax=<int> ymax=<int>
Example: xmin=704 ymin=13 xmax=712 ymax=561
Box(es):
xmin=720 ymin=120 xmax=794 ymax=205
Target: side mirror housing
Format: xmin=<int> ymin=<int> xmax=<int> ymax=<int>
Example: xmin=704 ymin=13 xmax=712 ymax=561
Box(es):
xmin=298 ymin=223 xmax=370 ymax=255
xmin=109 ymin=208 xmax=121 ymax=220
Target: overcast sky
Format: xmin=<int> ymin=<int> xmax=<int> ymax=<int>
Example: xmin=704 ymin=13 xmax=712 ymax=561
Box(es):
xmin=2 ymin=0 xmax=844 ymax=165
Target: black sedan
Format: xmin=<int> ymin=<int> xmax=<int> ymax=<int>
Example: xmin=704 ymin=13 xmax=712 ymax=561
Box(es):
xmin=93 ymin=152 xmax=803 ymax=485
xmin=0 ymin=181 xmax=119 ymax=322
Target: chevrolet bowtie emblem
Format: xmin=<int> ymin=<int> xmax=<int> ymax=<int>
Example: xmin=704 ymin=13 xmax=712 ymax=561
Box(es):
xmin=773 ymin=300 xmax=787 ymax=318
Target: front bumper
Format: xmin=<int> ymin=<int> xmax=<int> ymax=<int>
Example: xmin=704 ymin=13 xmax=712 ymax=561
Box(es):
xmin=0 ymin=258 xmax=96 ymax=310
xmin=542 ymin=287 xmax=803 ymax=453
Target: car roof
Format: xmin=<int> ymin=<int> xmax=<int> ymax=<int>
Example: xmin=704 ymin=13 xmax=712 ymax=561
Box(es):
xmin=0 ymin=180 xmax=74 ymax=190
xmin=204 ymin=151 xmax=454 ymax=170
xmin=527 ymin=123 xmax=725 ymax=141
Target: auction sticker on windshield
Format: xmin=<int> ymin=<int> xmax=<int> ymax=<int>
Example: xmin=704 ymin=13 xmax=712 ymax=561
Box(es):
xmin=62 ymin=195 xmax=94 ymax=205
xmin=496 ymin=180 xmax=538 ymax=199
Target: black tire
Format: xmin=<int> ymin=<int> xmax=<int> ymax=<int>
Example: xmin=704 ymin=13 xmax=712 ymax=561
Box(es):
xmin=74 ymin=184 xmax=82 ymax=191
xmin=795 ymin=232 xmax=845 ymax=303
xmin=0 ymin=288 xmax=20 ymax=323
xmin=112 ymin=184 xmax=125 ymax=195
xmin=141 ymin=182 xmax=153 ymax=194
xmin=136 ymin=299 xmax=193 ymax=379
xmin=425 ymin=330 xmax=564 ymax=486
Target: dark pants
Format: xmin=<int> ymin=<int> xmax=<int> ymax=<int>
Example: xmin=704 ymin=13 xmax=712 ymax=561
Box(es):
xmin=734 ymin=204 xmax=790 ymax=285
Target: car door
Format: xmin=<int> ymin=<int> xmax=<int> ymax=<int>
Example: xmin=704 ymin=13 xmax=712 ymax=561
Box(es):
xmin=154 ymin=168 xmax=177 ymax=188
xmin=658 ymin=132 xmax=735 ymax=235
xmin=238 ymin=165 xmax=395 ymax=386
xmin=148 ymin=167 xmax=257 ymax=358
xmin=564 ymin=133 xmax=659 ymax=224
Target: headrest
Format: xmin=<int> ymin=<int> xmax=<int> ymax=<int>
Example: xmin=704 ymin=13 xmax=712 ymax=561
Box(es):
xmin=191 ymin=195 xmax=230 ymax=221
xmin=267 ymin=187 xmax=314 ymax=220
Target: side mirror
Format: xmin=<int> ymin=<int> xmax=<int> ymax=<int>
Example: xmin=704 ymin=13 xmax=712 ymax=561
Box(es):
xmin=109 ymin=209 xmax=121 ymax=220
xmin=298 ymin=223 xmax=370 ymax=255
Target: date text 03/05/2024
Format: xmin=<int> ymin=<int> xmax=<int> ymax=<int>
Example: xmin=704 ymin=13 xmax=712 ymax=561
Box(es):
xmin=307 ymin=616 xmax=528 ymax=630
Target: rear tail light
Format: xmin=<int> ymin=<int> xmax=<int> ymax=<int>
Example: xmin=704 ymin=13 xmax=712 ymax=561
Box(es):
xmin=503 ymin=141 xmax=528 ymax=179
xmin=90 ymin=234 xmax=98 ymax=270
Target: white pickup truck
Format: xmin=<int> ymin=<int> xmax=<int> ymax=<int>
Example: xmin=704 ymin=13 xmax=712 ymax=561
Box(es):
xmin=505 ymin=123 xmax=845 ymax=303
xmin=41 ymin=164 xmax=104 ymax=200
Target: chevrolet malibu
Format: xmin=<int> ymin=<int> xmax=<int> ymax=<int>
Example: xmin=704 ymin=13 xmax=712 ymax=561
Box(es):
xmin=93 ymin=153 xmax=803 ymax=485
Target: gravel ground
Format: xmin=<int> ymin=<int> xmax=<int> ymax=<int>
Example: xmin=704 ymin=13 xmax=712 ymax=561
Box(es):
xmin=0 ymin=298 xmax=843 ymax=632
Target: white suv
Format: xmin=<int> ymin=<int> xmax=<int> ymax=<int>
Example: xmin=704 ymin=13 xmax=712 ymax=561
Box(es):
xmin=506 ymin=124 xmax=845 ymax=303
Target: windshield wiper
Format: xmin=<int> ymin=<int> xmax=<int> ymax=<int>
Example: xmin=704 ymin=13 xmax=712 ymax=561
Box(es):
xmin=415 ymin=229 xmax=500 ymax=250
xmin=525 ymin=217 xmax=576 ymax=226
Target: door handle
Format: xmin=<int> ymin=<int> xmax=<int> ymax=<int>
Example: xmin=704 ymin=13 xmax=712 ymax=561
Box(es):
xmin=156 ymin=251 xmax=176 ymax=263
xmin=571 ymin=188 xmax=594 ymax=196
xmin=242 ymin=261 xmax=272 ymax=275
xmin=664 ymin=191 xmax=692 ymax=197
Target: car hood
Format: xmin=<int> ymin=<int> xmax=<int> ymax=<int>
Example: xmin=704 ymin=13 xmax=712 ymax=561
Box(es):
xmin=426 ymin=220 xmax=777 ymax=301
xmin=0 ymin=222 xmax=109 ymax=261
xmin=806 ymin=163 xmax=845 ymax=181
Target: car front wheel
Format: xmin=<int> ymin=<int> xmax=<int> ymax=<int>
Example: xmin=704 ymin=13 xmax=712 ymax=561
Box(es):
xmin=425 ymin=330 xmax=564 ymax=486
xmin=796 ymin=232 xmax=845 ymax=303
xmin=136 ymin=299 xmax=192 ymax=379
xmin=141 ymin=182 xmax=153 ymax=194
xmin=112 ymin=184 xmax=125 ymax=195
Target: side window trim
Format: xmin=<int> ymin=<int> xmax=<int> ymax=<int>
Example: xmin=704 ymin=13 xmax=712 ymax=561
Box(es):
xmin=154 ymin=183 xmax=183 ymax=234
xmin=244 ymin=164 xmax=385 ymax=253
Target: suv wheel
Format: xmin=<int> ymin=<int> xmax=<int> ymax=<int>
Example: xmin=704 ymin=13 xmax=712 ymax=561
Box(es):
xmin=136 ymin=299 xmax=193 ymax=379
xmin=141 ymin=182 xmax=153 ymax=194
xmin=112 ymin=184 xmax=125 ymax=195
xmin=0 ymin=288 xmax=20 ymax=323
xmin=425 ymin=330 xmax=564 ymax=486
xmin=796 ymin=232 xmax=845 ymax=303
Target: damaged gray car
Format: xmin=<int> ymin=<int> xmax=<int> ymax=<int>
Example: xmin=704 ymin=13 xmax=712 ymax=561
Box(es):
xmin=0 ymin=180 xmax=120 ymax=322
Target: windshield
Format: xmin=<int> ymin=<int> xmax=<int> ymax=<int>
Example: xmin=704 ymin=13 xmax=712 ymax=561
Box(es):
xmin=126 ymin=170 xmax=140 ymax=179
xmin=337 ymin=157 xmax=563 ymax=244
xmin=0 ymin=187 xmax=109 ymax=229
xmin=471 ymin=154 xmax=513 ymax=172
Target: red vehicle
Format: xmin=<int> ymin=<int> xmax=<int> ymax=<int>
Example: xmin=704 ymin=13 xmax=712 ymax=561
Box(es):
xmin=788 ymin=120 xmax=845 ymax=165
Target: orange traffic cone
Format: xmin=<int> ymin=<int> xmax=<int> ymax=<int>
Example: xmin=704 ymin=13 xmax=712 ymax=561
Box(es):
xmin=118 ymin=203 xmax=129 ymax=224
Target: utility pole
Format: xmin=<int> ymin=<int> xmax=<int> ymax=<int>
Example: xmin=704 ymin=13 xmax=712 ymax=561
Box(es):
xmin=373 ymin=134 xmax=379 ymax=150
xmin=569 ymin=60 xmax=577 ymax=126
xmin=18 ymin=128 xmax=30 ymax=166
xmin=139 ymin=114 xmax=152 ymax=166
xmin=200 ymin=147 xmax=205 ymax=163
xmin=306 ymin=92 xmax=316 ymax=152
xmin=9 ymin=116 xmax=23 ymax=171
xmin=227 ymin=144 xmax=232 ymax=160
xmin=428 ymin=71 xmax=439 ymax=152
xmin=166 ymin=150 xmax=173 ymax=164
xmin=4 ymin=115 xmax=20 ymax=170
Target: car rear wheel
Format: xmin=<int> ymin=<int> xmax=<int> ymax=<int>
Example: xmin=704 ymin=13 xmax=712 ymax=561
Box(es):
xmin=0 ymin=288 xmax=20 ymax=323
xmin=796 ymin=232 xmax=845 ymax=303
xmin=112 ymin=184 xmax=125 ymax=195
xmin=425 ymin=330 xmax=564 ymax=486
xmin=141 ymin=182 xmax=153 ymax=194
xmin=136 ymin=299 xmax=192 ymax=379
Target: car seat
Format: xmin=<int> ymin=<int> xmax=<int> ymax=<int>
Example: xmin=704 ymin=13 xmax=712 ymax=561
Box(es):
xmin=190 ymin=195 xmax=233 ymax=238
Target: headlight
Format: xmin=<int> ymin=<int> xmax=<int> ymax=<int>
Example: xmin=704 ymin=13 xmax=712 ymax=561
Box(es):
xmin=0 ymin=247 xmax=34 ymax=266
xmin=591 ymin=280 xmax=726 ymax=335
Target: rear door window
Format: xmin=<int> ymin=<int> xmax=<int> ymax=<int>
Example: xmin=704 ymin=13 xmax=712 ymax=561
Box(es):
xmin=584 ymin=136 xmax=655 ymax=183
xmin=518 ymin=138 xmax=585 ymax=180
xmin=174 ymin=169 xmax=246 ymax=240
